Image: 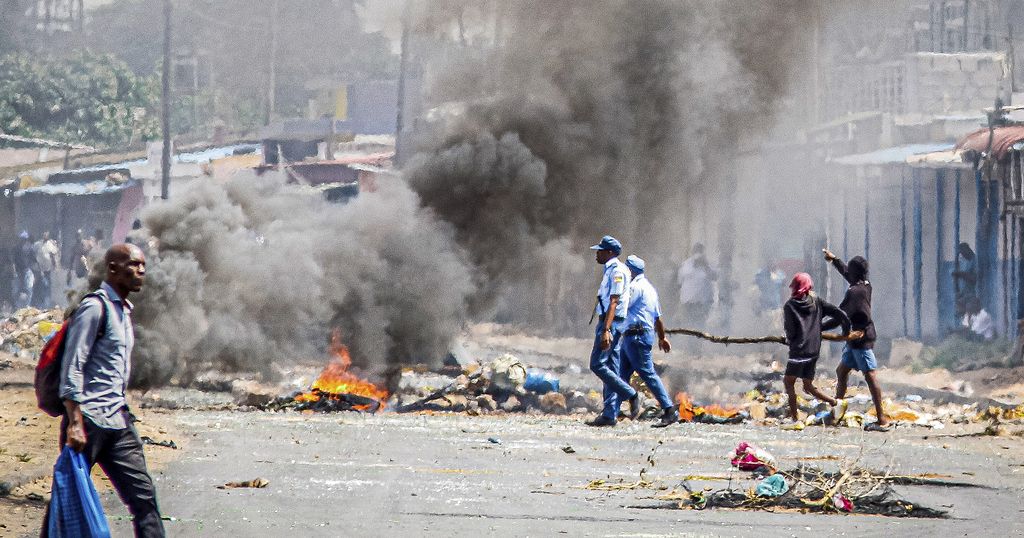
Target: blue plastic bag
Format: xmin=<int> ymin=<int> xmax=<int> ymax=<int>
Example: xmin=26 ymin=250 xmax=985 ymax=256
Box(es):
xmin=524 ymin=369 xmax=559 ymax=394
xmin=48 ymin=446 xmax=111 ymax=538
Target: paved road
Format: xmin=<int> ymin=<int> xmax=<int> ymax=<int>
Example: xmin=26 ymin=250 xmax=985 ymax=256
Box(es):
xmin=100 ymin=411 xmax=1024 ymax=537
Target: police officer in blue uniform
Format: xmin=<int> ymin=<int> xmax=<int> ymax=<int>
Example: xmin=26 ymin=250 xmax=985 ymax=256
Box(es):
xmin=586 ymin=236 xmax=640 ymax=427
xmin=617 ymin=255 xmax=679 ymax=428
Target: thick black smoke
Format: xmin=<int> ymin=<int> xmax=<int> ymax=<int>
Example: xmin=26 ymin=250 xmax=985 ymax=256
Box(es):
xmin=118 ymin=173 xmax=473 ymax=387
xmin=405 ymin=0 xmax=819 ymax=330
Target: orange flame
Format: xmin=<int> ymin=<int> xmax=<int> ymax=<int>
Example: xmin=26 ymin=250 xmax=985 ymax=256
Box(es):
xmin=675 ymin=392 xmax=695 ymax=422
xmin=295 ymin=331 xmax=388 ymax=411
xmin=674 ymin=391 xmax=739 ymax=421
xmin=698 ymin=403 xmax=740 ymax=418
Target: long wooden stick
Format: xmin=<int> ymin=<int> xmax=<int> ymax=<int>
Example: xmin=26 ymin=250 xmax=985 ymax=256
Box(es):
xmin=665 ymin=328 xmax=852 ymax=345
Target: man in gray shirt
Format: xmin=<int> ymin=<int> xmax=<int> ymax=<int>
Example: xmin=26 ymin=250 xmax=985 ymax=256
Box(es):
xmin=44 ymin=243 xmax=165 ymax=537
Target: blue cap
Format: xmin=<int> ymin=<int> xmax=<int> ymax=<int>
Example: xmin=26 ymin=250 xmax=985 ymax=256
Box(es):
xmin=626 ymin=255 xmax=645 ymax=273
xmin=589 ymin=235 xmax=622 ymax=255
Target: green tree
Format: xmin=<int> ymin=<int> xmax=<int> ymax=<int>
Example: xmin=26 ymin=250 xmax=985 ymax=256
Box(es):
xmin=83 ymin=0 xmax=397 ymax=131
xmin=0 ymin=50 xmax=159 ymax=147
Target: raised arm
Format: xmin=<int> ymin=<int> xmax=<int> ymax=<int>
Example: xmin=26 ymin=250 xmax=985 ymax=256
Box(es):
xmin=822 ymin=249 xmax=856 ymax=285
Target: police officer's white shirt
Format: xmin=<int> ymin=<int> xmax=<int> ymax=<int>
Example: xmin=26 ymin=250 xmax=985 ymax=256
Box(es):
xmin=626 ymin=274 xmax=662 ymax=333
xmin=596 ymin=257 xmax=630 ymax=331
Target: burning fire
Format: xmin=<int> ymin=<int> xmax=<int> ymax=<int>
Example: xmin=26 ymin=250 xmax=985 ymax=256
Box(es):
xmin=295 ymin=331 xmax=389 ymax=411
xmin=675 ymin=392 xmax=696 ymax=421
xmin=674 ymin=392 xmax=739 ymax=422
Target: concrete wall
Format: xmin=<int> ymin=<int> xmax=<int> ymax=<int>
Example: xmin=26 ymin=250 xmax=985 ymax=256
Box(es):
xmin=905 ymin=52 xmax=1011 ymax=115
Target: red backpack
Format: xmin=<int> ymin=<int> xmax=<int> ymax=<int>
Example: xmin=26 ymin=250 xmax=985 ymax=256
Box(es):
xmin=34 ymin=292 xmax=108 ymax=417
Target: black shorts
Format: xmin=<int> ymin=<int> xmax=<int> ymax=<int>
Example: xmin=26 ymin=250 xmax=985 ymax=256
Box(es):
xmin=784 ymin=358 xmax=818 ymax=379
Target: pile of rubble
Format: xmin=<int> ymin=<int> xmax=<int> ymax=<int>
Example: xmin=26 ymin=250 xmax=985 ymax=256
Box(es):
xmin=0 ymin=307 xmax=63 ymax=358
xmin=387 ymin=354 xmax=604 ymax=415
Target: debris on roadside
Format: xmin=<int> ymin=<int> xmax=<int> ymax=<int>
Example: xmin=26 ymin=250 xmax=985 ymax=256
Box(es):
xmin=754 ymin=473 xmax=789 ymax=497
xmin=216 ymin=478 xmax=269 ymax=489
xmin=0 ymin=307 xmax=63 ymax=357
xmin=730 ymin=442 xmax=776 ymax=473
xmin=635 ymin=441 xmax=981 ymax=518
xmin=140 ymin=436 xmax=178 ymax=449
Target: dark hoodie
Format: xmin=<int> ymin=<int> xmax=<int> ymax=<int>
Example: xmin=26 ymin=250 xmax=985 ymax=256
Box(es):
xmin=823 ymin=256 xmax=876 ymax=349
xmin=784 ymin=292 xmax=851 ymax=359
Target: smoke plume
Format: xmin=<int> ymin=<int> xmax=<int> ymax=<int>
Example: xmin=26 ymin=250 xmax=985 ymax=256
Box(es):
xmin=405 ymin=0 xmax=820 ymax=330
xmin=119 ymin=172 xmax=473 ymax=387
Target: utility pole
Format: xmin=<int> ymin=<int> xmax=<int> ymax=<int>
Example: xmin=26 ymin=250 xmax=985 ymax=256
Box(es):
xmin=267 ymin=0 xmax=279 ymax=125
xmin=161 ymin=0 xmax=172 ymax=200
xmin=394 ymin=0 xmax=411 ymax=165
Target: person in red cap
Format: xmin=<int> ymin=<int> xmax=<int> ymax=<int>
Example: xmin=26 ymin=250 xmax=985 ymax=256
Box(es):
xmin=781 ymin=272 xmax=856 ymax=429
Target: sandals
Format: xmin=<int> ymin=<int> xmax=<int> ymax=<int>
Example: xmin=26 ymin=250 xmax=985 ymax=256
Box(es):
xmin=864 ymin=422 xmax=891 ymax=432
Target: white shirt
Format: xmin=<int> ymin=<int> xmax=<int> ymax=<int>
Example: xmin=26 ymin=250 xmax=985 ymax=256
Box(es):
xmin=596 ymin=257 xmax=630 ymax=331
xmin=962 ymin=309 xmax=994 ymax=340
xmin=34 ymin=239 xmax=59 ymax=273
xmin=678 ymin=255 xmax=715 ymax=305
xmin=626 ymin=274 xmax=662 ymax=333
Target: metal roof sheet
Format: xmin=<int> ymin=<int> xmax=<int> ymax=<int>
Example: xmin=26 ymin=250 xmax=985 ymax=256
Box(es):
xmin=830 ymin=143 xmax=954 ymax=166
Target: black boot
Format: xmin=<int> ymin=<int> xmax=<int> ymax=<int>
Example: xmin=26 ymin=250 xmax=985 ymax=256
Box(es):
xmin=585 ymin=415 xmax=617 ymax=427
xmin=652 ymin=406 xmax=679 ymax=428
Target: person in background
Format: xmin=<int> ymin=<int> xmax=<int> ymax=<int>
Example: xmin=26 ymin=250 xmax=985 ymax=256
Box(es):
xmin=961 ymin=296 xmax=995 ymax=341
xmin=617 ymin=255 xmax=678 ymax=428
xmin=32 ymin=231 xmax=59 ymax=308
xmin=754 ymin=262 xmax=786 ymax=316
xmin=1 ymin=256 xmax=15 ymax=313
xmin=677 ymin=243 xmax=717 ymax=355
xmin=952 ymin=242 xmax=978 ymax=316
xmin=822 ymin=250 xmax=889 ymax=432
xmin=781 ymin=272 xmax=853 ymax=430
xmin=14 ymin=231 xmax=35 ymax=309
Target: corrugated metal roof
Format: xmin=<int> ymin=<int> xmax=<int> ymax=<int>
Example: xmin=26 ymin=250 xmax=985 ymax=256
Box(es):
xmin=830 ymin=143 xmax=954 ymax=166
xmin=15 ymin=178 xmax=138 ymax=197
xmin=906 ymin=149 xmax=970 ymax=169
xmin=955 ymin=125 xmax=1024 ymax=161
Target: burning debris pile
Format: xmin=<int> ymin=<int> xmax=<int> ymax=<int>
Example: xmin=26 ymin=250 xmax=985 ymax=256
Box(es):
xmin=673 ymin=392 xmax=745 ymax=424
xmin=388 ymin=354 xmax=595 ymax=415
xmin=269 ymin=332 xmax=390 ymax=413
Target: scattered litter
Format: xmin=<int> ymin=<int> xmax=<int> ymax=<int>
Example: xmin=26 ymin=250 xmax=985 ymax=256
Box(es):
xmin=755 ymin=473 xmax=789 ymax=497
xmin=216 ymin=478 xmax=269 ymax=489
xmin=0 ymin=307 xmax=63 ymax=356
xmin=832 ymin=492 xmax=854 ymax=512
xmin=904 ymin=394 xmax=923 ymax=402
xmin=561 ymin=446 xmax=576 ymax=454
xmin=489 ymin=354 xmax=527 ymax=392
xmin=524 ymin=369 xmax=560 ymax=394
xmin=487 ymin=437 xmax=501 ymax=444
xmin=140 ymin=436 xmax=178 ymax=449
xmin=730 ymin=442 xmax=776 ymax=473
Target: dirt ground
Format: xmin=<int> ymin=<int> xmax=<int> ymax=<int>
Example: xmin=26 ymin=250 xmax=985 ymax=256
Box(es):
xmin=0 ymin=352 xmax=183 ymax=538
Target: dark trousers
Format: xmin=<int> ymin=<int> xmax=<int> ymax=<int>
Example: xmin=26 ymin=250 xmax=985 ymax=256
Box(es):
xmin=43 ymin=411 xmax=165 ymax=538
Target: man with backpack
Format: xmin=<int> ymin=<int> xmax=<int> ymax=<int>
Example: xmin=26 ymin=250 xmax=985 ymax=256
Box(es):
xmin=42 ymin=243 xmax=165 ymax=537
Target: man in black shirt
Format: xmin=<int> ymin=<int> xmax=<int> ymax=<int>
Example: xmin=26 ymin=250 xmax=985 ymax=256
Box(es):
xmin=823 ymin=250 xmax=889 ymax=431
